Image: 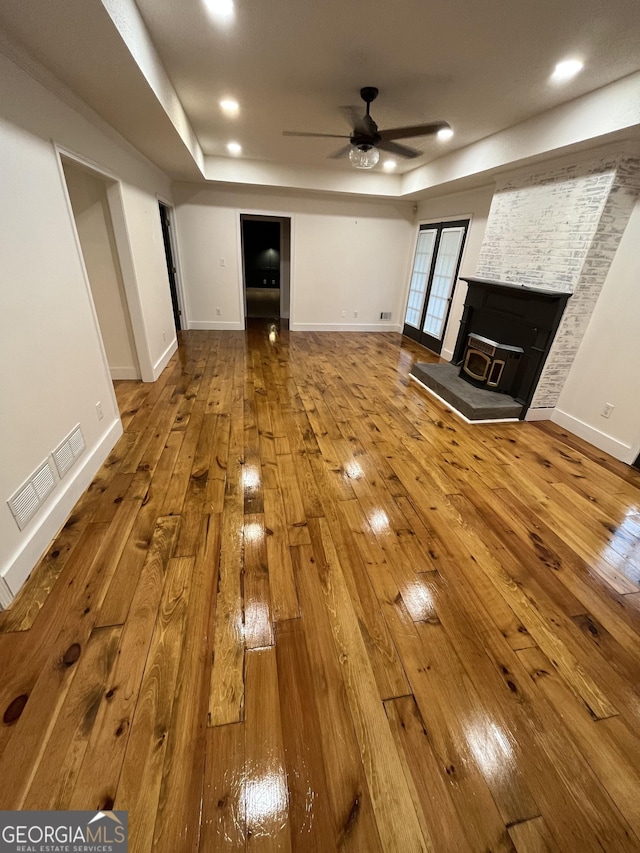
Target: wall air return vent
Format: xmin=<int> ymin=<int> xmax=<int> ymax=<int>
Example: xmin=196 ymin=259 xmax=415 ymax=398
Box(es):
xmin=8 ymin=460 xmax=57 ymax=531
xmin=380 ymin=312 xmax=392 ymax=320
xmin=52 ymin=425 xmax=86 ymax=478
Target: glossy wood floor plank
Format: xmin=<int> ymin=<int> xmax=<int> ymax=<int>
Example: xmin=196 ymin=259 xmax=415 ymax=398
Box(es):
xmin=68 ymin=514 xmax=180 ymax=810
xmin=518 ymin=645 xmax=640 ymax=839
xmin=200 ymin=722 xmax=246 ymax=851
xmin=244 ymin=646 xmax=292 ymax=851
xmin=153 ymin=514 xmax=221 ymax=853
xmin=208 ymin=387 xmax=245 ymax=726
xmin=306 ymin=517 xmax=431 ymax=852
xmin=1 ymin=325 xmax=640 ymax=851
xmin=275 ymin=619 xmax=338 ymax=852
xmin=22 ymin=625 xmax=122 ymax=810
xmin=290 ymin=543 xmax=384 ymax=853
xmin=508 ymin=816 xmax=561 ymax=853
xmin=116 ymin=556 xmax=193 ymax=853
xmin=385 ymin=695 xmax=476 ymax=853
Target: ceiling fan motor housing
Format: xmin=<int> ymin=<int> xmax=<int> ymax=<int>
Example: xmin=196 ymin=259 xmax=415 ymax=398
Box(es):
xmin=351 ymin=111 xmax=380 ymax=149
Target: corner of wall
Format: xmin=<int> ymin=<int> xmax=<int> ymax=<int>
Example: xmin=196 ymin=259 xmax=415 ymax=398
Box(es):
xmin=152 ymin=337 xmax=178 ymax=381
xmin=524 ymin=407 xmax=555 ymax=422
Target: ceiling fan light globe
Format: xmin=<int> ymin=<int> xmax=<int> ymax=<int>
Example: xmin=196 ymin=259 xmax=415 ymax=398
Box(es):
xmin=349 ymin=144 xmax=380 ymax=169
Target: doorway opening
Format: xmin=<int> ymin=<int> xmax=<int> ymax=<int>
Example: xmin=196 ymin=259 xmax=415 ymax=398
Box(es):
xmin=240 ymin=214 xmax=291 ymax=324
xmin=159 ymin=202 xmax=183 ymax=331
xmin=403 ymin=219 xmax=469 ymax=354
xmin=61 ymin=157 xmax=140 ymax=381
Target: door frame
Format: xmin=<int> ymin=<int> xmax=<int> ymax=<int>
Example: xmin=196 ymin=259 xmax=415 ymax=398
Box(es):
xmin=54 ymin=145 xmax=149 ymax=390
xmin=54 ymin=143 xmax=160 ymax=380
xmin=158 ymin=198 xmax=187 ymax=330
xmin=235 ymin=209 xmax=294 ymax=329
xmin=402 ymin=217 xmax=469 ymax=353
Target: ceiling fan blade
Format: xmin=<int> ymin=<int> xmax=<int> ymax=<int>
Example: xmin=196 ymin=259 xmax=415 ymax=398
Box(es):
xmin=283 ymin=130 xmax=351 ymax=139
xmin=378 ymin=140 xmax=421 ymax=159
xmin=379 ymin=121 xmax=450 ymax=141
xmin=327 ymin=144 xmax=352 ymax=160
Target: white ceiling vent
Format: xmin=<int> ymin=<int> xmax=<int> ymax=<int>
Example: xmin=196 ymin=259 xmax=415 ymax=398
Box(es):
xmin=8 ymin=460 xmax=57 ymax=531
xmin=53 ymin=425 xmax=86 ymax=478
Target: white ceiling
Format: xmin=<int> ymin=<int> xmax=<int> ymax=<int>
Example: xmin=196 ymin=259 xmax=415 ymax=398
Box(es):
xmin=1 ymin=0 xmax=639 ymax=185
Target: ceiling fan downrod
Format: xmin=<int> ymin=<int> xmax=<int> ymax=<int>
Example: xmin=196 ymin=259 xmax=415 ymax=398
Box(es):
xmin=360 ymin=86 xmax=379 ymax=116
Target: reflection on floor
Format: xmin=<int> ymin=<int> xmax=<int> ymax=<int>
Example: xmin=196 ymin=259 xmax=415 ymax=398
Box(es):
xmin=246 ymin=286 xmax=280 ymax=318
xmin=1 ymin=323 xmax=640 ymax=851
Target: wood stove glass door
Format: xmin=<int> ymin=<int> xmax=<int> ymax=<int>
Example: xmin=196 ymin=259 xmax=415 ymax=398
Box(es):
xmin=403 ymin=219 xmax=468 ymax=353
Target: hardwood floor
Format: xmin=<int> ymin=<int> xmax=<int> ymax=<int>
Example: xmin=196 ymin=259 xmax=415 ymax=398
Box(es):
xmin=2 ymin=322 xmax=640 ymax=851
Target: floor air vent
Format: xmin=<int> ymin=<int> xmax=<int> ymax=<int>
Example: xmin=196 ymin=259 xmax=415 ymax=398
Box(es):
xmin=53 ymin=425 xmax=86 ymax=478
xmin=8 ymin=460 xmax=57 ymax=530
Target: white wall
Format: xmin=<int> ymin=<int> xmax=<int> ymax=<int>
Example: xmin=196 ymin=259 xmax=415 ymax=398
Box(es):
xmin=173 ymin=183 xmax=415 ymax=331
xmin=415 ymin=185 xmax=494 ymax=359
xmin=553 ymin=195 xmax=640 ymax=463
xmin=0 ymin=47 xmax=175 ymax=602
xmin=62 ymin=160 xmax=139 ymax=379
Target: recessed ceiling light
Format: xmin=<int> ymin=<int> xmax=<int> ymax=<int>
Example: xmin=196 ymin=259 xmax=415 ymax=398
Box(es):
xmin=227 ymin=141 xmax=242 ymax=155
xmin=220 ymin=99 xmax=239 ymax=115
xmin=383 ymin=160 xmax=397 ymax=170
xmin=437 ymin=127 xmax=454 ymax=141
xmin=204 ymin=0 xmax=234 ymax=21
xmin=551 ymin=58 xmax=584 ymax=83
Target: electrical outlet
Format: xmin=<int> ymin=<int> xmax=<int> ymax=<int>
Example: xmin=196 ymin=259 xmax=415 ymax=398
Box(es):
xmin=219 ymin=258 xmax=226 ymax=267
xmin=96 ymin=402 xmax=104 ymax=421
xmin=216 ymin=307 xmax=222 ymax=316
xmin=354 ymin=310 xmax=359 ymax=319
xmin=601 ymin=403 xmax=614 ymax=419
xmin=162 ymin=329 xmax=166 ymax=342
xmin=341 ymin=310 xmax=346 ymax=318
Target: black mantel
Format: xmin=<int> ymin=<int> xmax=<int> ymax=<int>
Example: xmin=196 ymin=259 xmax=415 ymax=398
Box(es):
xmin=453 ymin=277 xmax=571 ymax=414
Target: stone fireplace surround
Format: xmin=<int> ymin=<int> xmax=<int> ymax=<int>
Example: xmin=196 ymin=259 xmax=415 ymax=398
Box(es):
xmin=410 ymin=154 xmax=640 ymax=423
xmin=472 ymin=153 xmax=640 ymax=416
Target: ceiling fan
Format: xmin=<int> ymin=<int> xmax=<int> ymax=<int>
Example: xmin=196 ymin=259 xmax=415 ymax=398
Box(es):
xmin=283 ymin=87 xmax=451 ymax=169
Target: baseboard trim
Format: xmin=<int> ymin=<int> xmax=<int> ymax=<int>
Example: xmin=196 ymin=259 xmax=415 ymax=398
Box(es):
xmin=110 ymin=366 xmax=139 ymax=380
xmin=289 ymin=322 xmax=403 ymax=332
xmin=188 ymin=321 xmax=245 ymax=331
xmin=152 ymin=338 xmax=178 ymax=381
xmin=1 ymin=418 xmax=123 ymax=603
xmin=551 ymin=408 xmax=633 ymax=463
xmin=525 ymin=407 xmax=555 ymax=422
xmin=441 ymin=348 xmax=454 ymax=362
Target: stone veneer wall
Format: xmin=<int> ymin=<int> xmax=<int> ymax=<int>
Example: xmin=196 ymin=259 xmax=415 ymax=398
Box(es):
xmin=475 ymin=155 xmax=640 ymax=411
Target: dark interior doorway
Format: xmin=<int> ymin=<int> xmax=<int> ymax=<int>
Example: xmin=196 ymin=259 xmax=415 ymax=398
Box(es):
xmin=159 ymin=202 xmax=182 ymax=331
xmin=241 ymin=215 xmax=291 ymax=322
